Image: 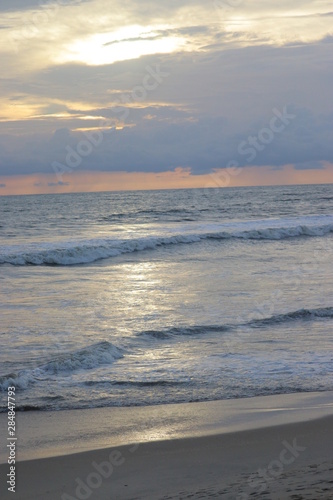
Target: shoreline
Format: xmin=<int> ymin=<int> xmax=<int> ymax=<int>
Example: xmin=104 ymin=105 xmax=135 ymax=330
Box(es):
xmin=0 ymin=392 xmax=332 ymax=498
xmin=0 ymin=391 xmax=333 ymax=464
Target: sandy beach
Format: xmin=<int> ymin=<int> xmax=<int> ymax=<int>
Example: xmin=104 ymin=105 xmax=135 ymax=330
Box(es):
xmin=1 ymin=392 xmax=332 ymax=499
xmin=1 ymin=0 xmax=333 ymax=494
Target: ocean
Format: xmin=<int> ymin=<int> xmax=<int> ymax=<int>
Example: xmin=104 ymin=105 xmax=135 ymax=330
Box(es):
xmin=0 ymin=184 xmax=333 ymax=412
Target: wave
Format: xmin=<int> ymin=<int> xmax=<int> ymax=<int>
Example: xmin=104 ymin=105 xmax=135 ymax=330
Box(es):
xmin=83 ymin=380 xmax=186 ymax=387
xmin=1 ymin=221 xmax=333 ymax=266
xmin=1 ymin=309 xmax=332 ymax=383
xmin=139 ymin=325 xmax=232 ymax=339
xmin=139 ymin=307 xmax=333 ymax=339
xmin=249 ymin=307 xmax=333 ymax=327
xmin=0 ymin=341 xmax=123 ymax=391
xmin=1 ymin=307 xmax=332 ymax=399
xmin=99 ymin=208 xmax=194 ymax=221
xmin=0 ymin=405 xmax=41 ymax=413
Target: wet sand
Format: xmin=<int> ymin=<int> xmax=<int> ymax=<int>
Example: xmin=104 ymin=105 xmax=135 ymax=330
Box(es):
xmin=0 ymin=392 xmax=332 ymax=499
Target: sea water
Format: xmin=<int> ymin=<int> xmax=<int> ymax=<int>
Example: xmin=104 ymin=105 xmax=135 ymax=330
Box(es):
xmin=0 ymin=185 xmax=332 ymax=411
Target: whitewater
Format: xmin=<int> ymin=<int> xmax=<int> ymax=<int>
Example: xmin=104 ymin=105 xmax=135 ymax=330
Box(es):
xmin=0 ymin=184 xmax=333 ymax=411
xmin=1 ymin=215 xmax=333 ymax=266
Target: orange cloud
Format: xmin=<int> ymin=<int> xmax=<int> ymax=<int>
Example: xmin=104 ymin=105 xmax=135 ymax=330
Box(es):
xmin=0 ymin=164 xmax=333 ymax=196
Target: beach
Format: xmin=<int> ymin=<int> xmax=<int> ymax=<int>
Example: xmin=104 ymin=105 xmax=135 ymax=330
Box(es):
xmin=1 ymin=187 xmax=333 ymax=498
xmin=1 ymin=0 xmax=333 ymax=494
xmin=1 ymin=391 xmax=332 ymax=499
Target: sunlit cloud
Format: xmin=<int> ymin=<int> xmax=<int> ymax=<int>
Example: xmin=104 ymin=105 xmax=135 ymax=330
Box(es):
xmin=0 ymin=0 xmax=332 ymax=192
xmin=57 ymin=25 xmax=186 ymax=66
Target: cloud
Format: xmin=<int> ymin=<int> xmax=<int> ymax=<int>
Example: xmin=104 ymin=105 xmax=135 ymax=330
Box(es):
xmin=0 ymin=0 xmax=332 ymax=185
xmin=0 ymin=104 xmax=332 ymax=177
xmin=321 ymin=34 xmax=333 ymax=43
xmin=294 ymin=161 xmax=325 ymax=170
xmin=47 ymin=181 xmax=70 ymax=186
xmin=0 ymin=183 xmax=6 ymax=187
xmin=103 ymin=26 xmax=210 ymax=47
xmin=0 ymin=0 xmax=45 ymax=12
xmin=0 ymin=0 xmax=85 ymax=13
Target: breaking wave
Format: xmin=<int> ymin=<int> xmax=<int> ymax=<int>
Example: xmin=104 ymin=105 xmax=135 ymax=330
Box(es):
xmin=1 ymin=221 xmax=333 ymax=266
xmin=0 ymin=341 xmax=123 ymax=391
xmin=249 ymin=307 xmax=333 ymax=327
xmin=0 ymin=307 xmax=332 ymax=403
xmin=2 ymin=306 xmax=329 ymax=390
xmin=139 ymin=307 xmax=333 ymax=339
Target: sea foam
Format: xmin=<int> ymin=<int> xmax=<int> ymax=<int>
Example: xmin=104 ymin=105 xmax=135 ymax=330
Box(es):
xmin=1 ymin=219 xmax=333 ymax=266
xmin=0 ymin=341 xmax=123 ymax=391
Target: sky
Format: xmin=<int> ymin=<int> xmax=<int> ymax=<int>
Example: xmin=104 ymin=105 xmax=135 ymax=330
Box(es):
xmin=0 ymin=0 xmax=333 ymax=195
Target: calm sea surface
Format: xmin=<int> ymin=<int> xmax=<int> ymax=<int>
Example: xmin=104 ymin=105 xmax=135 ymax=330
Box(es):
xmin=0 ymin=185 xmax=333 ymax=411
